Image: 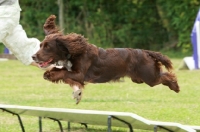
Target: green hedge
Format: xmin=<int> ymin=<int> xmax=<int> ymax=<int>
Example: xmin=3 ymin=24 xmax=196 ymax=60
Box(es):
xmin=0 ymin=43 xmax=5 ymax=53
xmin=19 ymin=0 xmax=200 ymax=52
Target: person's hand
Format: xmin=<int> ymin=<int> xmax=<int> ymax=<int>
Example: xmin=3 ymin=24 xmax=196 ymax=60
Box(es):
xmin=31 ymin=62 xmax=40 ymax=67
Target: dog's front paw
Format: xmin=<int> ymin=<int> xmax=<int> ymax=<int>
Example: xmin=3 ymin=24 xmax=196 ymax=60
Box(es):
xmin=43 ymin=71 xmax=52 ymax=81
xmin=43 ymin=70 xmax=65 ymax=83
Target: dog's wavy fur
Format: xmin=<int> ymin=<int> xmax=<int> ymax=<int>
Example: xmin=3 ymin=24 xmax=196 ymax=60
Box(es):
xmin=33 ymin=15 xmax=180 ymax=94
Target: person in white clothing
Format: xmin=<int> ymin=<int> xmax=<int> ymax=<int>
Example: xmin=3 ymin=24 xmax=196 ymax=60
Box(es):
xmin=0 ymin=0 xmax=40 ymax=67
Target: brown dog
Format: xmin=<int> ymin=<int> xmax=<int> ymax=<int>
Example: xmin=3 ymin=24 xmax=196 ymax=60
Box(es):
xmin=32 ymin=15 xmax=180 ymax=104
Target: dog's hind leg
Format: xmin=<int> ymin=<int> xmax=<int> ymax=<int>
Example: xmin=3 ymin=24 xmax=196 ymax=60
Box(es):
xmin=159 ymin=72 xmax=180 ymax=93
xmin=131 ymin=68 xmax=179 ymax=93
xmin=71 ymin=85 xmax=82 ymax=104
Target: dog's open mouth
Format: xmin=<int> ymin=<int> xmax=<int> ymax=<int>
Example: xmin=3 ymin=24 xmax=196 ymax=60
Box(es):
xmin=38 ymin=58 xmax=53 ymax=68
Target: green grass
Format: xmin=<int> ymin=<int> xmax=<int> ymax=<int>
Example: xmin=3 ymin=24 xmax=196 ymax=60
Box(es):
xmin=0 ymin=59 xmax=200 ymax=132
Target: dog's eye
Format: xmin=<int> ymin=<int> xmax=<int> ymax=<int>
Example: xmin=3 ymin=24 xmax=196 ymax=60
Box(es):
xmin=44 ymin=45 xmax=50 ymax=49
xmin=44 ymin=44 xmax=50 ymax=49
xmin=44 ymin=42 xmax=50 ymax=49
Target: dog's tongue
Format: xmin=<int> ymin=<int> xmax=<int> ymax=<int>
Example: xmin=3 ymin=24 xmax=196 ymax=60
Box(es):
xmin=39 ymin=61 xmax=49 ymax=67
xmin=39 ymin=59 xmax=52 ymax=67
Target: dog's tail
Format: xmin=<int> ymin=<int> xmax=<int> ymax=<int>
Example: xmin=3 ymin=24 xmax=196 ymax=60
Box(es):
xmin=144 ymin=50 xmax=173 ymax=71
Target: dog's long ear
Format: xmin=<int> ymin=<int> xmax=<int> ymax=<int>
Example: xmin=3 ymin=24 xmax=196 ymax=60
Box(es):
xmin=56 ymin=33 xmax=88 ymax=56
xmin=55 ymin=38 xmax=70 ymax=59
xmin=43 ymin=15 xmax=60 ymax=35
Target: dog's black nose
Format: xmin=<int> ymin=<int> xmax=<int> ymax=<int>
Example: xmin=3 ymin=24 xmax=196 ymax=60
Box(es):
xmin=32 ymin=54 xmax=37 ymax=61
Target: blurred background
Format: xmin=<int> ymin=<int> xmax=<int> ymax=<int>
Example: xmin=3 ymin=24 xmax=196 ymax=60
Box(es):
xmin=1 ymin=0 xmax=200 ymax=57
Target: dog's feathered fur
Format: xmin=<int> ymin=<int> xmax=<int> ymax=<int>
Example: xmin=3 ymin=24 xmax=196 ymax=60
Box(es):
xmin=33 ymin=15 xmax=180 ymax=95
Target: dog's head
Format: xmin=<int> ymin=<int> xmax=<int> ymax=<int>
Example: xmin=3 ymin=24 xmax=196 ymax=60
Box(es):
xmin=32 ymin=15 xmax=88 ymax=68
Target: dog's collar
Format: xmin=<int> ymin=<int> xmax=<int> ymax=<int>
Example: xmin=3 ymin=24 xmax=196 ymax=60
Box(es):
xmin=55 ymin=54 xmax=71 ymax=66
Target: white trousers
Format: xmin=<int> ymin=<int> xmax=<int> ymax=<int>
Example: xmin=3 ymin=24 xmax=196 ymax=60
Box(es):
xmin=0 ymin=0 xmax=40 ymax=65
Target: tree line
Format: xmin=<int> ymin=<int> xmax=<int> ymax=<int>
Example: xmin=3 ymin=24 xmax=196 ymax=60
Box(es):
xmin=19 ymin=0 xmax=200 ymax=52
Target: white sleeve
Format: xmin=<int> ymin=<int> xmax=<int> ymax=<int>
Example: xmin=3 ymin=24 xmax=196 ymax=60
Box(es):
xmin=0 ymin=0 xmax=40 ymax=65
xmin=3 ymin=25 xmax=40 ymax=65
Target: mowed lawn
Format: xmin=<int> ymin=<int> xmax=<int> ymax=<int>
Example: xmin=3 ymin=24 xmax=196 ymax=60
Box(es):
xmin=0 ymin=58 xmax=200 ymax=132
